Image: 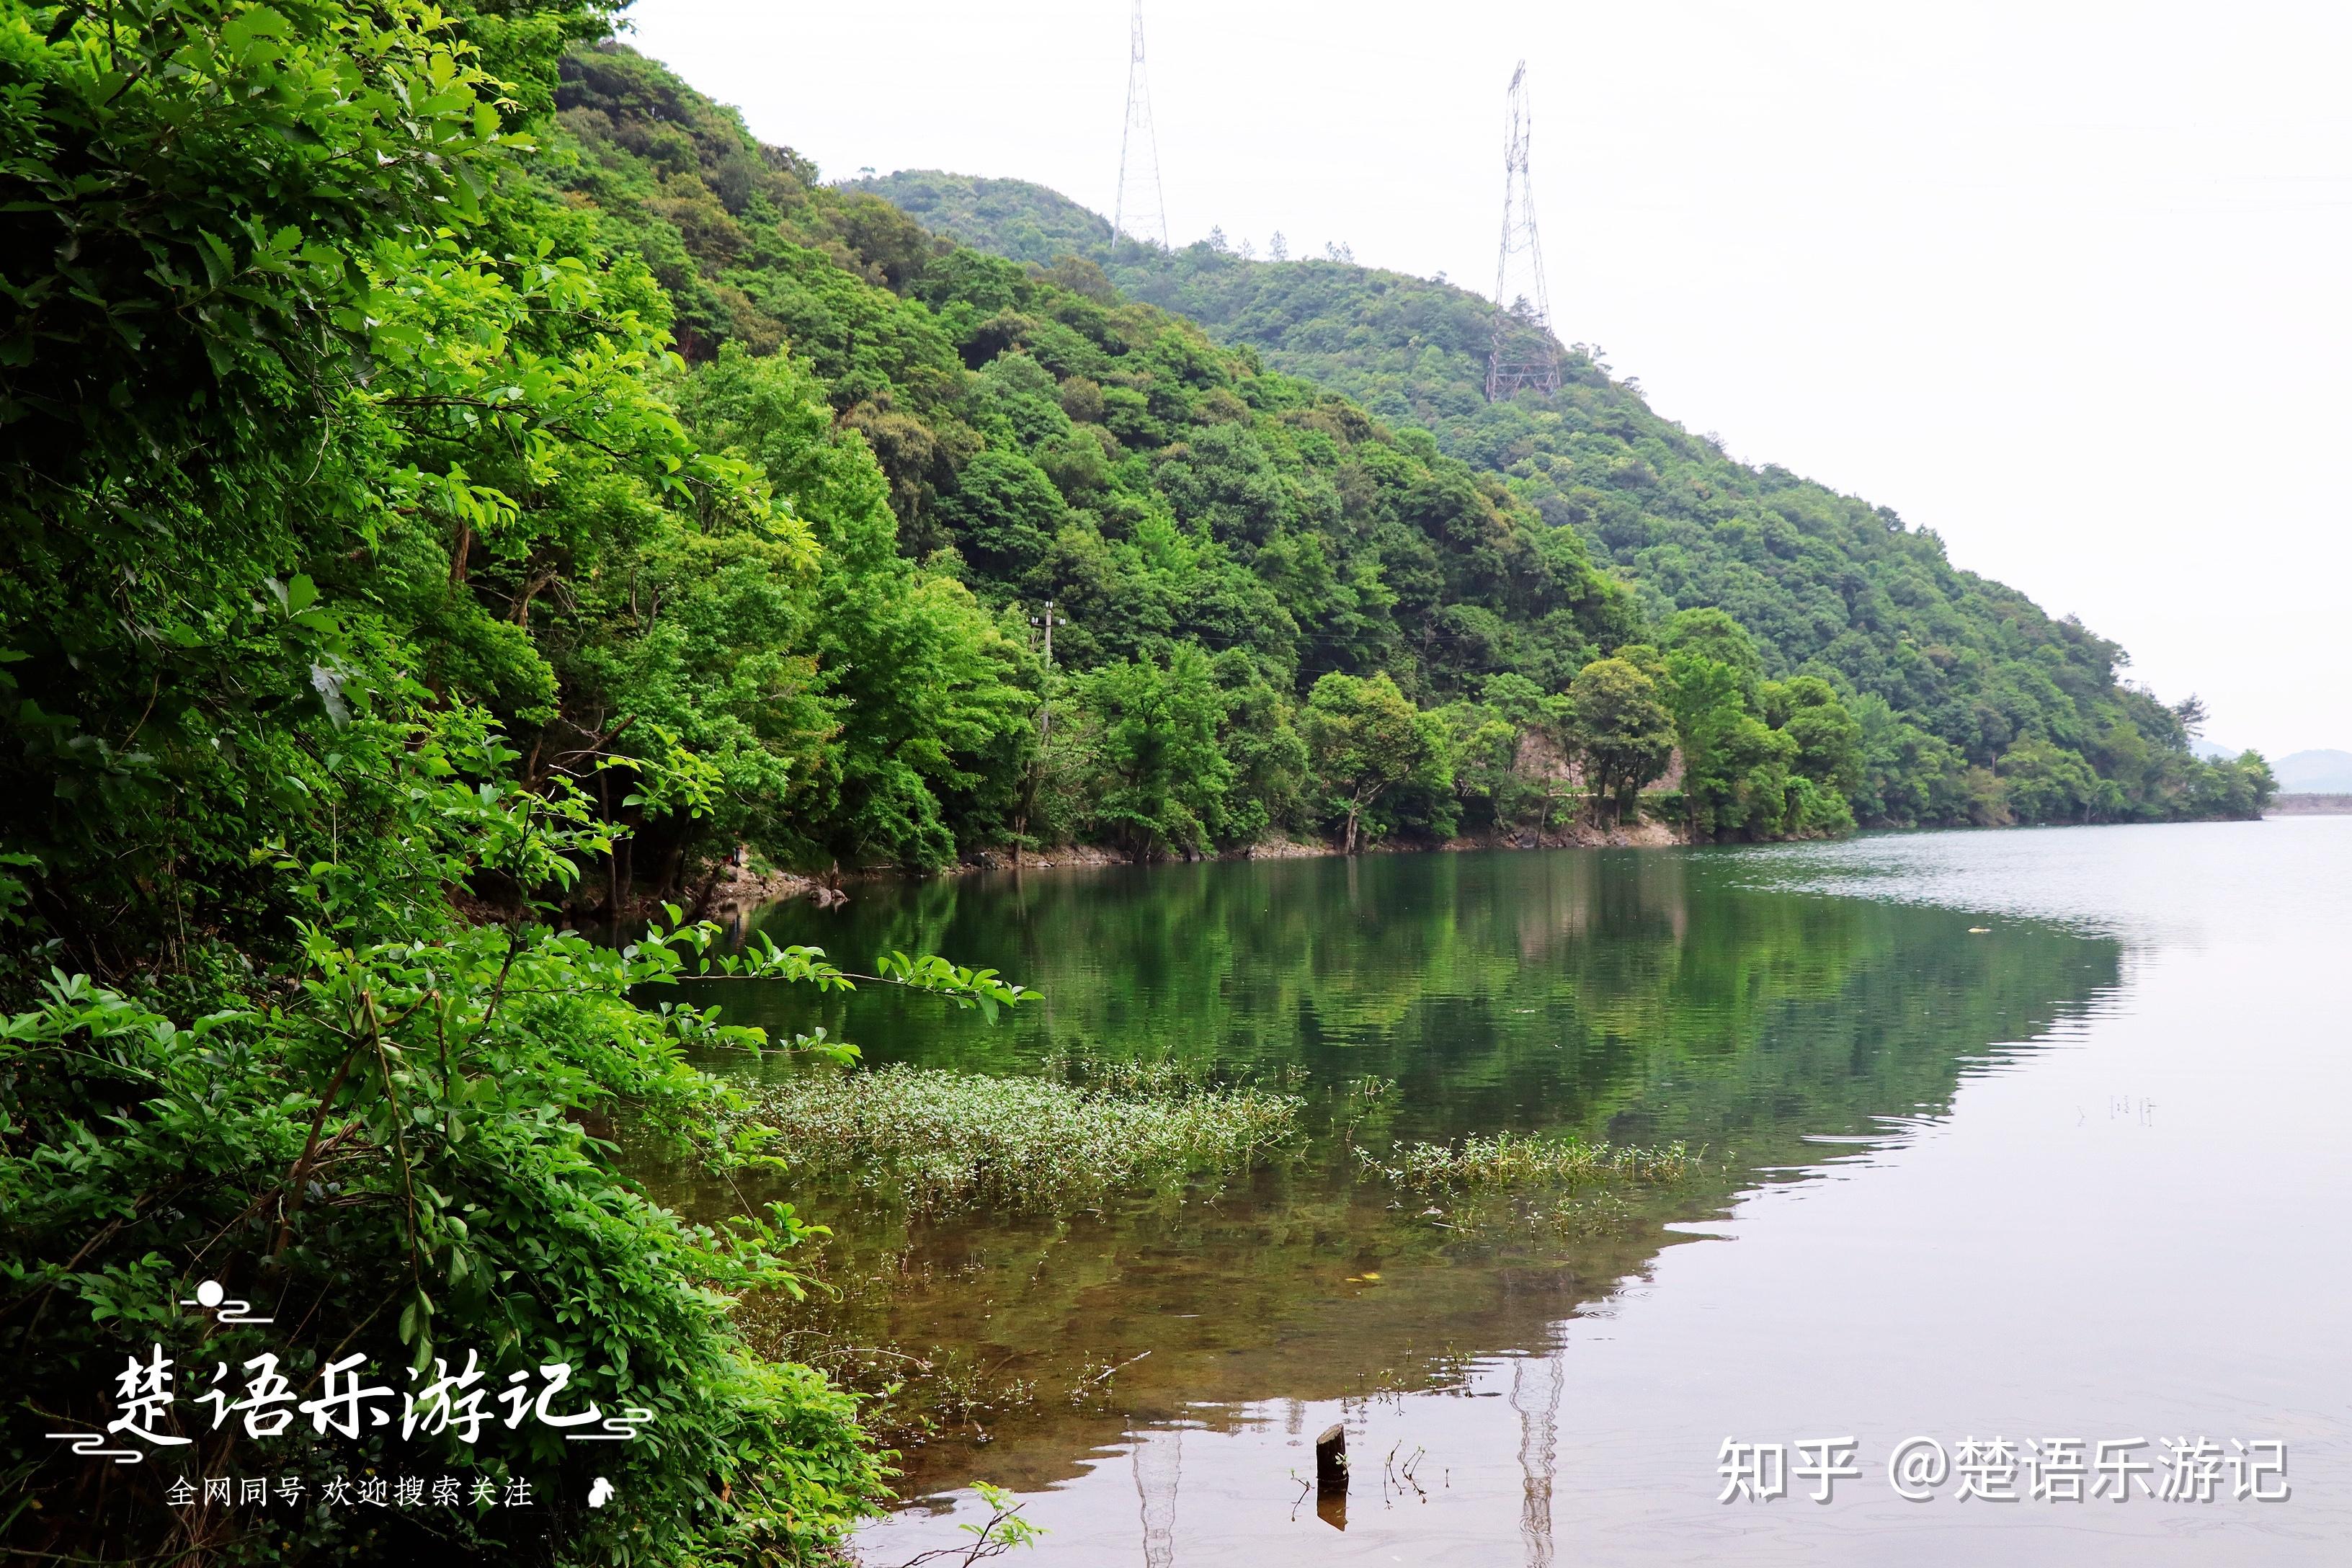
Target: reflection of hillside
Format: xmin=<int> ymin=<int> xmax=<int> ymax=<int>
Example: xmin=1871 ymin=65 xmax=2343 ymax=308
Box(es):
xmin=725 ymin=851 xmax=2116 ymax=1149
xmin=685 ymin=849 xmax=2119 ymax=1502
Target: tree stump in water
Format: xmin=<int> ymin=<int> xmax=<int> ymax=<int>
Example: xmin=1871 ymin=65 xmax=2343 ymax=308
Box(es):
xmin=1315 ymin=1423 xmax=1348 ymax=1493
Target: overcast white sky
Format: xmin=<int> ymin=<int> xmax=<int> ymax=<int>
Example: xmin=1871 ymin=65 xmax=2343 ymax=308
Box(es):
xmin=625 ymin=0 xmax=2349 ymax=759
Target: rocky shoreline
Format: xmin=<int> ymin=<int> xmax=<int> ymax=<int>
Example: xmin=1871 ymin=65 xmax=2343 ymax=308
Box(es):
xmin=709 ymin=815 xmax=1688 ymax=912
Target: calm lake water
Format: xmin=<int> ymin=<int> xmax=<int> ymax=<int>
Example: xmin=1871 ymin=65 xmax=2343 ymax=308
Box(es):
xmin=682 ymin=816 xmax=2352 ymax=1565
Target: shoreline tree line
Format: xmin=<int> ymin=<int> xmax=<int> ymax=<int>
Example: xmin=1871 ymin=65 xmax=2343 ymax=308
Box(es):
xmin=859 ymin=164 xmax=2278 ymax=848
xmin=545 ymin=45 xmax=2273 ymax=890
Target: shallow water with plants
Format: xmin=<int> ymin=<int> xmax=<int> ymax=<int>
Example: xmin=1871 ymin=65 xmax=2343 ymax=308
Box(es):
xmin=645 ymin=821 xmax=2352 ymax=1564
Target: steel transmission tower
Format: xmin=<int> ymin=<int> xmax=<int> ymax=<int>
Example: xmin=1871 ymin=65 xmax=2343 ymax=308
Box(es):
xmin=1487 ymin=61 xmax=1561 ymax=401
xmin=1113 ymin=0 xmax=1169 ymax=247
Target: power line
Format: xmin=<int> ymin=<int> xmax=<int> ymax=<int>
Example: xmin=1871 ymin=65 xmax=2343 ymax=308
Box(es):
xmin=1113 ymin=0 xmax=1170 ymax=248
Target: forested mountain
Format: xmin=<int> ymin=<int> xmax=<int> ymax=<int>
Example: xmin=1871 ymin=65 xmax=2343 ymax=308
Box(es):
xmin=860 ymin=170 xmax=2273 ymax=829
xmin=551 ymin=43 xmax=1672 ymax=860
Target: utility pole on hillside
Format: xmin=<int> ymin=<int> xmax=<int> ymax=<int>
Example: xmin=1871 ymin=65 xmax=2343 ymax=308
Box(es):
xmin=1487 ymin=61 xmax=1562 ymax=401
xmin=1030 ymin=600 xmax=1062 ymax=749
xmin=1114 ymin=0 xmax=1170 ymax=247
xmin=1011 ymin=602 xmax=1065 ymax=869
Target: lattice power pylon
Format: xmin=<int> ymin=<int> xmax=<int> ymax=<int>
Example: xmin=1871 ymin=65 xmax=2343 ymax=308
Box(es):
xmin=1114 ymin=0 xmax=1170 ymax=247
xmin=1487 ymin=60 xmax=1562 ymax=401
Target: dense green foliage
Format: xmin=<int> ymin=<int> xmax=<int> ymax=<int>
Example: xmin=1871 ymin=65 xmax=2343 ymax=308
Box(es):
xmin=0 ymin=3 xmax=1002 ymax=1562
xmin=555 ymin=45 xmax=1796 ymax=857
xmin=861 ymin=170 xmax=2276 ymax=828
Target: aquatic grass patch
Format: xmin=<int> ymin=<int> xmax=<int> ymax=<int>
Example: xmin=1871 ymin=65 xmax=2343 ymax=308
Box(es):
xmin=1359 ymin=1130 xmax=1690 ymax=1192
xmin=1043 ymin=1048 xmax=1311 ymax=1097
xmin=744 ymin=1064 xmax=1305 ymax=1213
xmin=1545 ymin=1189 xmax=1640 ymax=1238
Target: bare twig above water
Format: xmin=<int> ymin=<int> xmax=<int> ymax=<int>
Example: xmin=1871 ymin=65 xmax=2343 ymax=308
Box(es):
xmin=1087 ymin=1350 xmax=1151 ymax=1386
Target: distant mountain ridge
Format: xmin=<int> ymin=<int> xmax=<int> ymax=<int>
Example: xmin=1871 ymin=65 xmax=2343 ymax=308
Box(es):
xmin=2273 ymin=749 xmax=2352 ymax=793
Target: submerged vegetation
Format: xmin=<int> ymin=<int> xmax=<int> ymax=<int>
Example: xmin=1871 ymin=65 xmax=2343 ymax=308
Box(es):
xmin=742 ymin=1056 xmax=1683 ymax=1222
xmin=744 ymin=1063 xmax=1304 ymax=1213
xmin=733 ymin=1056 xmax=1697 ymax=1455
xmin=1359 ymin=1131 xmax=1693 ymax=1192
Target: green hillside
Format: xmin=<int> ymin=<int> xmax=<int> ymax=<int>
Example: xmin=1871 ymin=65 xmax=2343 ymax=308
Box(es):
xmin=860 ymin=170 xmax=2272 ymax=828
xmin=548 ymin=43 xmax=1701 ymax=857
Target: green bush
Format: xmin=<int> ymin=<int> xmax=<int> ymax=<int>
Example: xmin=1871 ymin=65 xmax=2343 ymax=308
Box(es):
xmin=0 ymin=1 xmax=1028 ymax=1559
xmin=1 ymin=725 xmax=895 ymax=1563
